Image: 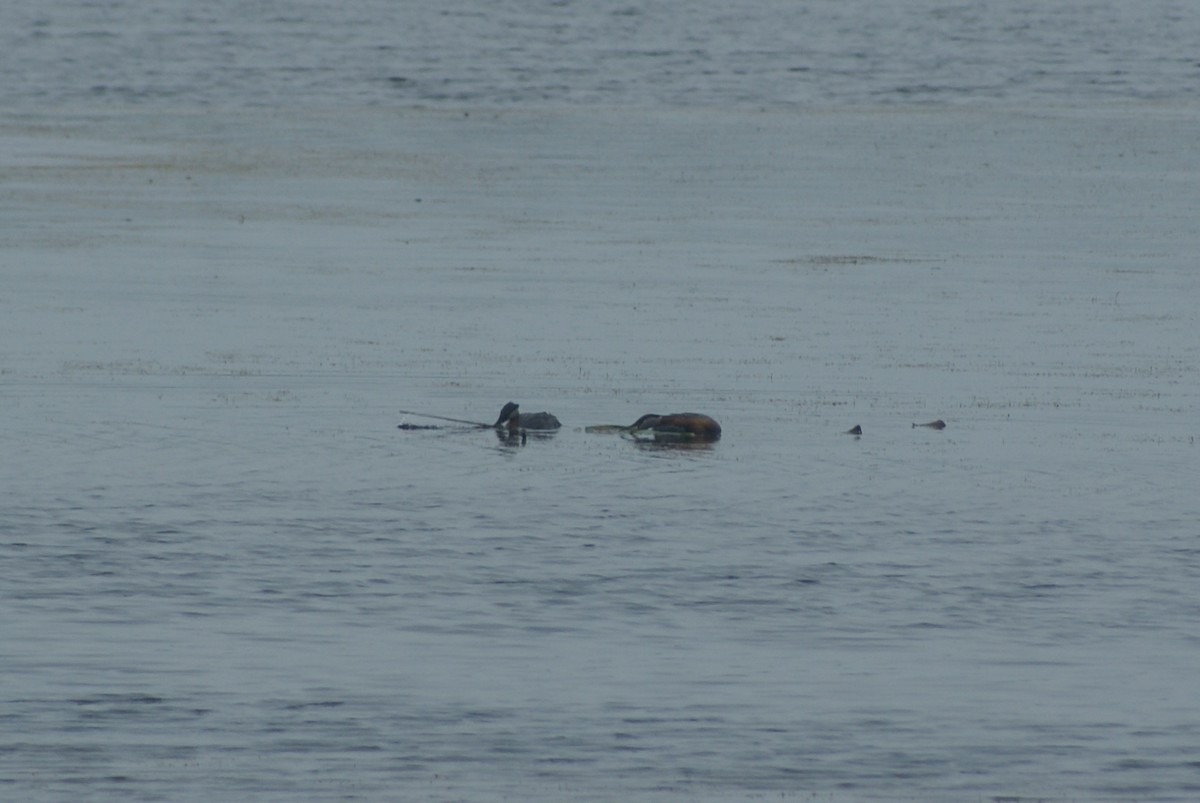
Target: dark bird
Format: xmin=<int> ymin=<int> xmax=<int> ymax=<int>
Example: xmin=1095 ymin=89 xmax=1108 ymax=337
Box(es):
xmin=492 ymin=402 xmax=562 ymax=431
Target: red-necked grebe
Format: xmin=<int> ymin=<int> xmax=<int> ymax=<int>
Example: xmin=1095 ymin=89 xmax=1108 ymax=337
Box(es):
xmin=629 ymin=413 xmax=721 ymax=441
xmin=492 ymin=402 xmax=562 ymax=431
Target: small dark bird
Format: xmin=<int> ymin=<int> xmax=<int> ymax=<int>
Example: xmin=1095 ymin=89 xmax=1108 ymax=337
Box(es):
xmin=492 ymin=402 xmax=562 ymax=431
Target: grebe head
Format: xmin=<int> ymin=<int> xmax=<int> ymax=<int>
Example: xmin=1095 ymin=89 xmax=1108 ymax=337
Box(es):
xmin=629 ymin=414 xmax=663 ymax=431
xmin=492 ymin=401 xmax=519 ymax=428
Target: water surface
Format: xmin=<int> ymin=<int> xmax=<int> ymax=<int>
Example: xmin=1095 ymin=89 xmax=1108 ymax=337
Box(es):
xmin=3 ymin=1 xmax=1200 ymax=800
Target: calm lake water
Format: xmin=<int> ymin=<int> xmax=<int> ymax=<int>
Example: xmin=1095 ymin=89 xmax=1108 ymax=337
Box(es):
xmin=4 ymin=0 xmax=1200 ymax=109
xmin=3 ymin=2 xmax=1200 ymax=802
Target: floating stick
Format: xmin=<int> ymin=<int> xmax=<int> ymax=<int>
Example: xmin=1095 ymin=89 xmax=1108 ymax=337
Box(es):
xmin=583 ymin=424 xmax=631 ymax=434
xmin=397 ymin=409 xmax=492 ymax=428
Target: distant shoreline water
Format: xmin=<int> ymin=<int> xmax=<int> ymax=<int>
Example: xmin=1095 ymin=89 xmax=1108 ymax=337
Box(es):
xmin=3 ymin=0 xmax=1200 ymax=111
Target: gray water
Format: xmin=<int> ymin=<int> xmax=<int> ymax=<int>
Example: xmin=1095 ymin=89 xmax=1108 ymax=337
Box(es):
xmin=4 ymin=0 xmax=1200 ymax=110
xmin=3 ymin=3 xmax=1200 ymax=802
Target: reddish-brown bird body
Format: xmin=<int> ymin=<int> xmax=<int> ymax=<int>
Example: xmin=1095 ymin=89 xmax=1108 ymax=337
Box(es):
xmin=629 ymin=413 xmax=721 ymax=441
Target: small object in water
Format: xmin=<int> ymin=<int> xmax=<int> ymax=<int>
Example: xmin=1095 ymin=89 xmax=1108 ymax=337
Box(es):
xmin=845 ymin=424 xmax=862 ymax=436
xmin=628 ymin=413 xmax=721 ymax=441
xmin=397 ymin=423 xmax=441 ymax=430
xmin=913 ymin=419 xmax=946 ymax=430
xmin=492 ymin=402 xmax=562 ymax=431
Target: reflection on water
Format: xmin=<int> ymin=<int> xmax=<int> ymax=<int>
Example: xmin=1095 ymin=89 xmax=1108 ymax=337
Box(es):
xmin=628 ymin=437 xmax=719 ymax=454
xmin=493 ymin=428 xmax=561 ymax=447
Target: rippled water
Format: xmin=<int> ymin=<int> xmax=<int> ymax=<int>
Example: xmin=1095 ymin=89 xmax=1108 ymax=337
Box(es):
xmin=4 ymin=2 xmax=1200 ymax=802
xmin=4 ymin=0 xmax=1200 ymax=109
